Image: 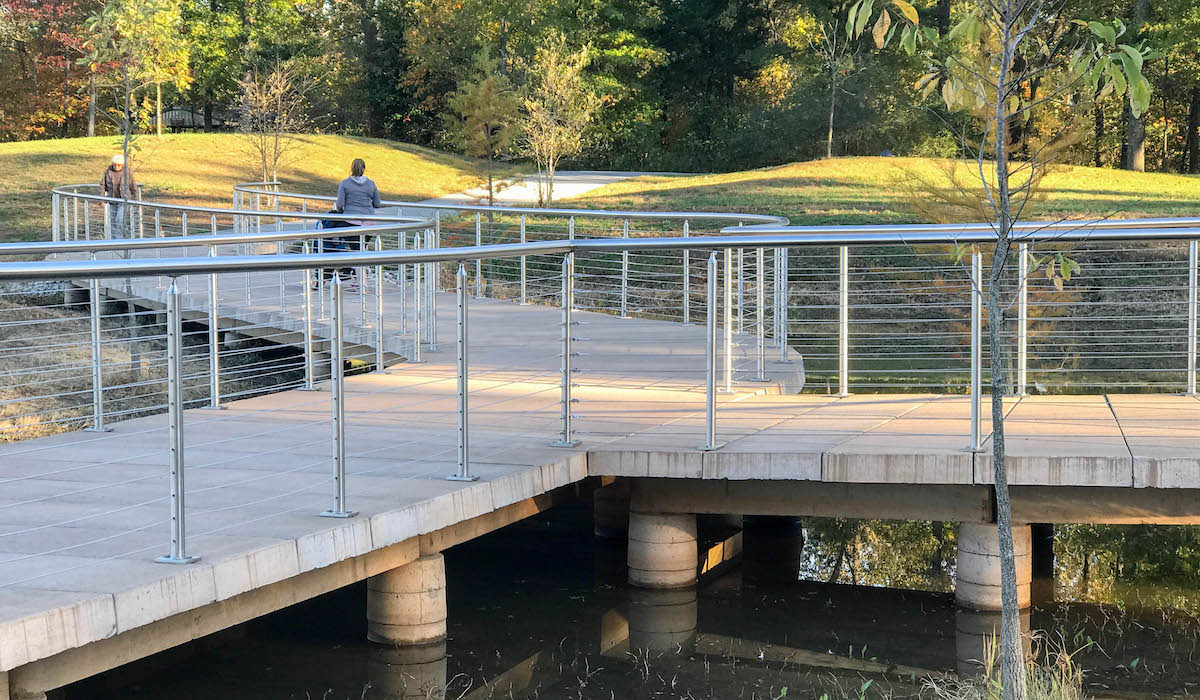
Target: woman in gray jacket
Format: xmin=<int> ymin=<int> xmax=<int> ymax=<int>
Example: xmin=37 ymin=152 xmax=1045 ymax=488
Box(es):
xmin=336 ymin=158 xmax=381 ymax=224
xmin=321 ymin=159 xmax=382 ymax=289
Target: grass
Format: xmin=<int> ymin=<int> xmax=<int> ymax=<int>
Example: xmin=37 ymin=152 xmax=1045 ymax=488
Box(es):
xmin=0 ymin=133 xmax=482 ymax=242
xmin=576 ymin=156 xmax=1200 ymax=225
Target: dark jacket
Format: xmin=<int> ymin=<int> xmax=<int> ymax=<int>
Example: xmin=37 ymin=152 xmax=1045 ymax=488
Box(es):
xmin=100 ymin=165 xmax=135 ymax=199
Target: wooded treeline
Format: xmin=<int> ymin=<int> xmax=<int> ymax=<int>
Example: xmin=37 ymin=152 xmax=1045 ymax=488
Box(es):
xmin=2 ymin=0 xmax=1198 ymax=174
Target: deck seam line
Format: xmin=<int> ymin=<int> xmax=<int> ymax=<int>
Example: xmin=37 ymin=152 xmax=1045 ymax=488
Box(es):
xmin=1102 ymin=393 xmax=1135 ymax=488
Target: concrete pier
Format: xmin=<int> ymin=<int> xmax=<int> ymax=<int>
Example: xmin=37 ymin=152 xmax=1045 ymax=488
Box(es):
xmin=955 ymin=524 xmax=1032 ymax=611
xmin=627 ymin=512 xmax=697 ymax=589
xmin=366 ymin=554 xmax=448 ymax=646
xmin=368 ymin=642 xmax=448 ymax=698
xmin=593 ymin=480 xmax=631 ymax=539
xmin=627 ymin=587 xmax=698 ymax=652
xmin=955 ymin=608 xmax=1032 ymax=677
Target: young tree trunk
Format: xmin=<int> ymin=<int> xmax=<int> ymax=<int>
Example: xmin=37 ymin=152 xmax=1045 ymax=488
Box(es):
xmin=156 ymin=82 xmax=163 ymax=138
xmin=827 ymin=65 xmax=837 ymax=159
xmin=204 ymin=100 xmax=213 ymax=131
xmin=1123 ymin=0 xmax=1151 ymax=171
xmin=1093 ymin=91 xmax=1104 ymax=167
xmin=1186 ymin=84 xmax=1200 ymax=173
xmin=88 ymin=73 xmax=97 ymax=138
xmin=992 ymin=11 xmax=1028 ymax=700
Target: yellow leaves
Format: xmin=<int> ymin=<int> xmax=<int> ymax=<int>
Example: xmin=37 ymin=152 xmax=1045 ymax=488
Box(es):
xmin=872 ymin=8 xmax=891 ymax=49
xmin=890 ymin=0 xmax=919 ymax=26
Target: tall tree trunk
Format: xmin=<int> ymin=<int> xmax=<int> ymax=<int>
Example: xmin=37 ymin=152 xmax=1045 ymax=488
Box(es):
xmin=1093 ymin=90 xmax=1105 ymax=167
xmin=1123 ymin=0 xmax=1151 ymax=171
xmin=204 ymin=99 xmax=214 ymax=131
xmin=88 ymin=72 xmax=97 ymax=138
xmin=992 ymin=8 xmax=1027 ymax=700
xmin=1186 ymin=84 xmax=1200 ymax=173
xmin=827 ymin=67 xmax=837 ymax=159
xmin=937 ymin=0 xmax=951 ymax=35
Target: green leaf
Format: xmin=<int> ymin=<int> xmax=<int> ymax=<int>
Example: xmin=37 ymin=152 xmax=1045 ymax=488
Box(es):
xmin=856 ymin=0 xmax=875 ymax=38
xmin=901 ymin=25 xmax=917 ymax=53
xmin=847 ymin=1 xmax=861 ymax=39
xmin=1119 ymin=44 xmax=1144 ymax=71
xmin=1130 ymin=657 xmax=1140 ymax=669
xmin=1130 ymin=74 xmax=1151 ymax=117
xmin=891 ymin=0 xmax=919 ymax=25
xmin=1088 ymin=21 xmax=1117 ymax=45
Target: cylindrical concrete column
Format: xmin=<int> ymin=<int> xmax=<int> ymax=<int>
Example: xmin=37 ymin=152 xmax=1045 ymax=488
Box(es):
xmin=367 ymin=554 xmax=447 ymax=646
xmin=368 ymin=641 xmax=448 ymax=698
xmin=593 ymin=480 xmax=631 ymax=539
xmin=743 ymin=515 xmax=804 ymax=583
xmin=628 ymin=512 xmax=697 ymax=589
xmin=956 ymin=523 xmax=1031 ymax=611
xmin=628 ymin=587 xmax=698 ymax=652
xmin=1031 ymin=523 xmax=1054 ymax=604
xmin=955 ymin=608 xmax=1032 ymax=677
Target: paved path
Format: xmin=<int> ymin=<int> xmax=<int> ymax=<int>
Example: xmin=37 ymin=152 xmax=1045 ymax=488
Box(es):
xmin=418 ymin=170 xmax=659 ymax=207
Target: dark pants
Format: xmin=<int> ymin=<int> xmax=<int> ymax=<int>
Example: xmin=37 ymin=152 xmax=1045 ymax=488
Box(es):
xmin=317 ymin=222 xmax=361 ymax=281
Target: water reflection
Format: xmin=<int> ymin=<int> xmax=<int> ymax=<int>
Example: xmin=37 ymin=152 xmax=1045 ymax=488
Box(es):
xmin=65 ymin=505 xmax=1200 ymax=699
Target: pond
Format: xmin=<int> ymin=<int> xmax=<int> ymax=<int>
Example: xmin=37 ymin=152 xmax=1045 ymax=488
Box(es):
xmin=65 ymin=503 xmax=1200 ymax=699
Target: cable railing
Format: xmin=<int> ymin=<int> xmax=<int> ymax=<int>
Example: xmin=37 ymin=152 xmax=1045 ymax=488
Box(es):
xmin=5 ymin=185 xmax=1200 ymax=566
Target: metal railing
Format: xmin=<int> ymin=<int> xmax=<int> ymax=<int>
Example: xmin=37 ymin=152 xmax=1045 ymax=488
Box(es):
xmin=7 ymin=185 xmax=1200 ymax=566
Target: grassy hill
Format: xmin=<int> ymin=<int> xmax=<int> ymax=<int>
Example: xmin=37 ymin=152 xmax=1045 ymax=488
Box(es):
xmin=577 ymin=157 xmax=1200 ymax=225
xmin=0 ymin=133 xmax=482 ymax=242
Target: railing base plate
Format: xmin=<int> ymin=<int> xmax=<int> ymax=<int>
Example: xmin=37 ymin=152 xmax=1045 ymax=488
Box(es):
xmin=696 ymin=442 xmax=725 ymax=452
xmin=549 ymin=439 xmax=581 ymax=448
xmin=200 ymin=405 xmax=227 ymax=410
xmin=319 ymin=510 xmax=359 ymax=519
xmin=83 ymin=426 xmax=113 ymax=433
xmin=155 ymin=554 xmax=199 ymax=565
xmin=446 ymin=475 xmax=480 ymax=482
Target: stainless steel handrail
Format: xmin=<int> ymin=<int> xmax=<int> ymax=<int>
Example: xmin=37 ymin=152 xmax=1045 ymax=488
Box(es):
xmin=232 ymin=180 xmax=789 ymax=225
xmin=7 ymin=227 xmax=1200 ymax=281
xmin=52 ymin=184 xmax=431 ymax=225
xmin=726 ymin=217 xmax=1200 ymax=235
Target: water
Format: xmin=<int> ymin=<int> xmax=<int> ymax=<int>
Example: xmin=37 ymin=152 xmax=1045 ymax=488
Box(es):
xmin=65 ymin=505 xmax=1200 ymax=699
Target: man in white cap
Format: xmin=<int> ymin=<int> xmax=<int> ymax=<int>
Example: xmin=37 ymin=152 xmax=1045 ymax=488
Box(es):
xmin=99 ymin=154 xmax=135 ymax=237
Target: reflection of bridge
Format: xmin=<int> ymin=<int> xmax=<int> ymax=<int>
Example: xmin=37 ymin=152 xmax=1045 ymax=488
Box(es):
xmin=2 ymin=186 xmax=1200 ymax=698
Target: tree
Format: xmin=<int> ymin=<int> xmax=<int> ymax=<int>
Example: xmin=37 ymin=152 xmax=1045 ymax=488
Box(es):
xmin=447 ymin=51 xmax=520 ymax=206
xmin=858 ymin=0 xmax=1153 ymax=696
xmin=521 ymin=32 xmax=598 ymax=206
xmin=143 ymin=0 xmax=189 ymax=137
xmin=235 ymin=59 xmax=316 ymax=181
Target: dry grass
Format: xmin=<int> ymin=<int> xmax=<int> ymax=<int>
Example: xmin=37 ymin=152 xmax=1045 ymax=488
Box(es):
xmin=576 ymin=156 xmax=1200 ymax=225
xmin=0 ymin=133 xmax=483 ymax=242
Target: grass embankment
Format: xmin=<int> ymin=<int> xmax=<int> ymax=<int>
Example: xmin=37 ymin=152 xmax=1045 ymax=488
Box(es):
xmin=0 ymin=133 xmax=482 ymax=242
xmin=577 ymin=156 xmax=1200 ymax=224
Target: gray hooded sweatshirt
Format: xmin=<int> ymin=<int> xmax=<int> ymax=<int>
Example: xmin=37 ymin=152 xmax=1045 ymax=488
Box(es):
xmin=336 ymin=175 xmax=382 ymax=223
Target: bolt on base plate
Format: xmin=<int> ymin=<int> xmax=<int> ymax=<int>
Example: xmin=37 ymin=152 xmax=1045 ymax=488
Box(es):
xmin=319 ymin=509 xmax=358 ymax=518
xmin=155 ymin=554 xmax=200 ymax=565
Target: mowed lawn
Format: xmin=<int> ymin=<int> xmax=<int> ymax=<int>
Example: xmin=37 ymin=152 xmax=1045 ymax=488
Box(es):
xmin=0 ymin=133 xmax=481 ymax=242
xmin=577 ymin=157 xmax=1200 ymax=225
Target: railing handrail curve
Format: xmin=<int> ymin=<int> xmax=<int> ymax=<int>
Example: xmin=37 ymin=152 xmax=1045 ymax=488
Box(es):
xmin=232 ymin=180 xmax=790 ymax=225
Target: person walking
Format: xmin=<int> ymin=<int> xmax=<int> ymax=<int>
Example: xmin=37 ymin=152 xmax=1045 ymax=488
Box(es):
xmin=320 ymin=159 xmax=382 ymax=291
xmin=99 ymin=154 xmax=135 ymax=238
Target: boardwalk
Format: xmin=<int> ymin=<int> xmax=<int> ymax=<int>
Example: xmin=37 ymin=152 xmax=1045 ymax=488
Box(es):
xmin=5 ymin=240 xmax=1200 ymax=693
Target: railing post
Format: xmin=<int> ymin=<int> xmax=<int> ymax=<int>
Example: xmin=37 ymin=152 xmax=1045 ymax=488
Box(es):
xmin=359 ymin=233 xmax=367 ymax=325
xmin=137 ymin=185 xmax=144 ymax=238
xmin=839 ymin=245 xmax=850 ymax=396
xmin=519 ymin=214 xmax=528 ymax=305
xmin=551 ymin=253 xmax=581 ymax=448
xmin=621 ymin=219 xmax=630 ymax=318
xmin=52 ymin=193 xmax=60 ymax=242
xmin=434 ymin=210 xmax=441 ymax=293
xmin=412 ymin=254 xmax=423 ymax=362
xmin=301 ymin=242 xmax=317 ymax=391
xmin=156 ymin=279 xmax=199 ymax=564
xmin=205 ymin=245 xmax=224 ymax=410
xmin=375 ymin=236 xmax=385 ymax=372
xmin=84 ymin=198 xmax=90 ymax=240
xmin=475 ymin=212 xmax=483 ymax=298
xmin=426 ymin=229 xmax=438 ymax=351
xmin=73 ymin=195 xmax=79 ymax=240
xmin=699 ymin=252 xmax=720 ymax=451
xmin=722 ymin=247 xmax=733 ymax=392
xmin=569 ymin=216 xmax=575 ymax=240
xmin=971 ymin=251 xmax=983 ymax=452
xmin=1017 ymin=242 xmax=1029 ymax=396
xmin=449 ymin=264 xmax=479 ymax=481
xmin=84 ymin=271 xmax=111 ymax=433
xmin=737 ymin=247 xmax=744 ymax=334
xmin=682 ymin=220 xmax=691 ymax=324
xmin=750 ymin=247 xmax=768 ymax=383
xmin=1189 ymin=240 xmax=1198 ymax=396
xmin=776 ymin=248 xmax=791 ymax=364
xmin=103 ymin=201 xmax=111 ymax=240
xmin=320 ymin=276 xmax=357 ymax=518
xmin=399 ymin=232 xmax=408 ymax=333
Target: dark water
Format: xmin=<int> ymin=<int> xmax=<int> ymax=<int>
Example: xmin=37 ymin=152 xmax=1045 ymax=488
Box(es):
xmin=66 ymin=505 xmax=1200 ymax=700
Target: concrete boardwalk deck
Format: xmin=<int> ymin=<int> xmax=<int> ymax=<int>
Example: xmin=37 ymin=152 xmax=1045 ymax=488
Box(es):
xmin=3 ymin=271 xmax=1200 ymax=683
